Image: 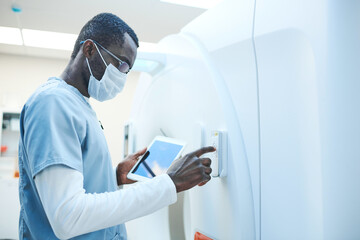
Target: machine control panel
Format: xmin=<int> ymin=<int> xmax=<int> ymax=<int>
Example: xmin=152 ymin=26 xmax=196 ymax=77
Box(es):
xmin=204 ymin=130 xmax=227 ymax=178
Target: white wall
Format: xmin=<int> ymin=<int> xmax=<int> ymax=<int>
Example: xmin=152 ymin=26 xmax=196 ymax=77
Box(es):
xmin=0 ymin=53 xmax=139 ymax=166
xmin=0 ymin=54 xmax=68 ymax=109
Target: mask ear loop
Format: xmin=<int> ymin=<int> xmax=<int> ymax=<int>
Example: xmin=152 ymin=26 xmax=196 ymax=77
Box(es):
xmin=81 ymin=39 xmax=108 ymax=75
xmin=85 ymin=58 xmax=93 ymax=76
xmin=81 ymin=39 xmax=97 ymax=76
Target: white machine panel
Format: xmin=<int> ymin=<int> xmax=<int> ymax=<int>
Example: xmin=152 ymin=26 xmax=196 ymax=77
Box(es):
xmin=254 ymin=0 xmax=360 ymax=239
xmin=209 ymin=131 xmax=219 ymax=177
xmin=126 ymin=0 xmax=259 ymax=239
xmin=127 ymin=0 xmax=360 ymax=239
xmin=204 ymin=130 xmax=227 ymax=178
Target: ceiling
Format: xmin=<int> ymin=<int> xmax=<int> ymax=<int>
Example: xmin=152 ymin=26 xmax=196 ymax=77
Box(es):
xmin=0 ymin=0 xmax=205 ymax=59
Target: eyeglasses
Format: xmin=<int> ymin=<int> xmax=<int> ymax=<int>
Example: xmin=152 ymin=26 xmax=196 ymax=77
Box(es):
xmin=80 ymin=40 xmax=131 ymax=74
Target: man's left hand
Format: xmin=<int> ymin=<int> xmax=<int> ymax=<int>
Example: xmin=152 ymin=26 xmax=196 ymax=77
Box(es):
xmin=116 ymin=147 xmax=147 ymax=185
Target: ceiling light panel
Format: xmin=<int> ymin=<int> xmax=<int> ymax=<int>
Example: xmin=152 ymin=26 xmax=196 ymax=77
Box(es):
xmin=0 ymin=26 xmax=23 ymax=45
xmin=22 ymin=29 xmax=78 ymax=51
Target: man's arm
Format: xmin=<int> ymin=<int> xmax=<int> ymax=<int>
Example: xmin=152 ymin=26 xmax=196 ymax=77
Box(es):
xmin=35 ymin=165 xmax=176 ymax=239
xmin=35 ymin=146 xmax=215 ymax=239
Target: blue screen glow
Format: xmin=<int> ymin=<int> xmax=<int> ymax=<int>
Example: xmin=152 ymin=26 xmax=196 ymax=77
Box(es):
xmin=132 ymin=140 xmax=183 ymax=178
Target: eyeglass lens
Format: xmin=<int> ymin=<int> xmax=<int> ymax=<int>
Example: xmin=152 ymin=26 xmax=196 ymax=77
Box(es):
xmin=118 ymin=61 xmax=130 ymax=74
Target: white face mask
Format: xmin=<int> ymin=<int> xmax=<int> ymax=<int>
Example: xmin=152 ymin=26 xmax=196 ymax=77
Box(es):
xmin=86 ymin=42 xmax=127 ymax=102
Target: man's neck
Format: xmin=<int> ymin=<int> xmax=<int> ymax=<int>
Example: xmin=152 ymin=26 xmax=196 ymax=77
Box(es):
xmin=60 ymin=59 xmax=90 ymax=98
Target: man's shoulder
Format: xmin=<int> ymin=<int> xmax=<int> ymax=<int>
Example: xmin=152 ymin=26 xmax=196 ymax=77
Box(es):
xmin=26 ymin=78 xmax=82 ymax=109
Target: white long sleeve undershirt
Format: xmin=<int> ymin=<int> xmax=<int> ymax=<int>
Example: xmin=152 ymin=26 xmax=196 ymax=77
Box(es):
xmin=34 ymin=165 xmax=177 ymax=239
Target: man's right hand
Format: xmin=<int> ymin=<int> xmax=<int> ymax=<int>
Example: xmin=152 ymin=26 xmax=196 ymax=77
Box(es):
xmin=166 ymin=146 xmax=216 ymax=193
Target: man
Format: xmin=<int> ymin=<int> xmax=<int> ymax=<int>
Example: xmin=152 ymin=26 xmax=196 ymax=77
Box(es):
xmin=18 ymin=13 xmax=214 ymax=239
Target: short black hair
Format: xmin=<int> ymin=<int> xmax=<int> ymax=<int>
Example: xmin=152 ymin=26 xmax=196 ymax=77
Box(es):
xmin=71 ymin=13 xmax=139 ymax=59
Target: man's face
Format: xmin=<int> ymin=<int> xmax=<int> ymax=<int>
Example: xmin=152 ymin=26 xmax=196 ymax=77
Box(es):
xmin=87 ymin=32 xmax=138 ymax=80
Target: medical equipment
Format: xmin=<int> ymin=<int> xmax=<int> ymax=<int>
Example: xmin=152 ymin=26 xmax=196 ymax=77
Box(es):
xmin=126 ymin=0 xmax=360 ymax=239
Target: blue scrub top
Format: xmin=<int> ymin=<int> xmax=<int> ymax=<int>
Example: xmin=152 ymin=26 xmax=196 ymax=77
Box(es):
xmin=18 ymin=77 xmax=126 ymax=240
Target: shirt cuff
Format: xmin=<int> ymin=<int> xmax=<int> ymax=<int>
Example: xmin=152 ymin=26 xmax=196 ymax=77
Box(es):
xmin=114 ymin=166 xmax=124 ymax=189
xmin=158 ymin=174 xmax=177 ymax=204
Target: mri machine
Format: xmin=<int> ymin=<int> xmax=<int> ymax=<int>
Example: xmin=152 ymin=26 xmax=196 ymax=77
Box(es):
xmin=1 ymin=0 xmax=359 ymax=239
xmin=125 ymin=0 xmax=360 ymax=239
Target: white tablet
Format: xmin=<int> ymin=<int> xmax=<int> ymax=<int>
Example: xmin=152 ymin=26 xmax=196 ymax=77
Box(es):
xmin=127 ymin=136 xmax=187 ymax=181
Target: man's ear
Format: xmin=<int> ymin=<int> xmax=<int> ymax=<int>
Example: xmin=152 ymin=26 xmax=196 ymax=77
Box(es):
xmin=82 ymin=40 xmax=96 ymax=59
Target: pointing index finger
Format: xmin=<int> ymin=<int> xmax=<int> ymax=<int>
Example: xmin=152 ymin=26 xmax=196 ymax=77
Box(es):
xmin=191 ymin=146 xmax=216 ymax=157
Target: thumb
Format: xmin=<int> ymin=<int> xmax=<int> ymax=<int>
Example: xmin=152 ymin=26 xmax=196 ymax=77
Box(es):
xmin=134 ymin=147 xmax=147 ymax=157
xmin=197 ymin=181 xmax=209 ymax=187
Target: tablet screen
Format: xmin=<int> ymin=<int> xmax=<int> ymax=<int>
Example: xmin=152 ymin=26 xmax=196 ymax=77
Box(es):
xmin=131 ymin=140 xmax=184 ymax=178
